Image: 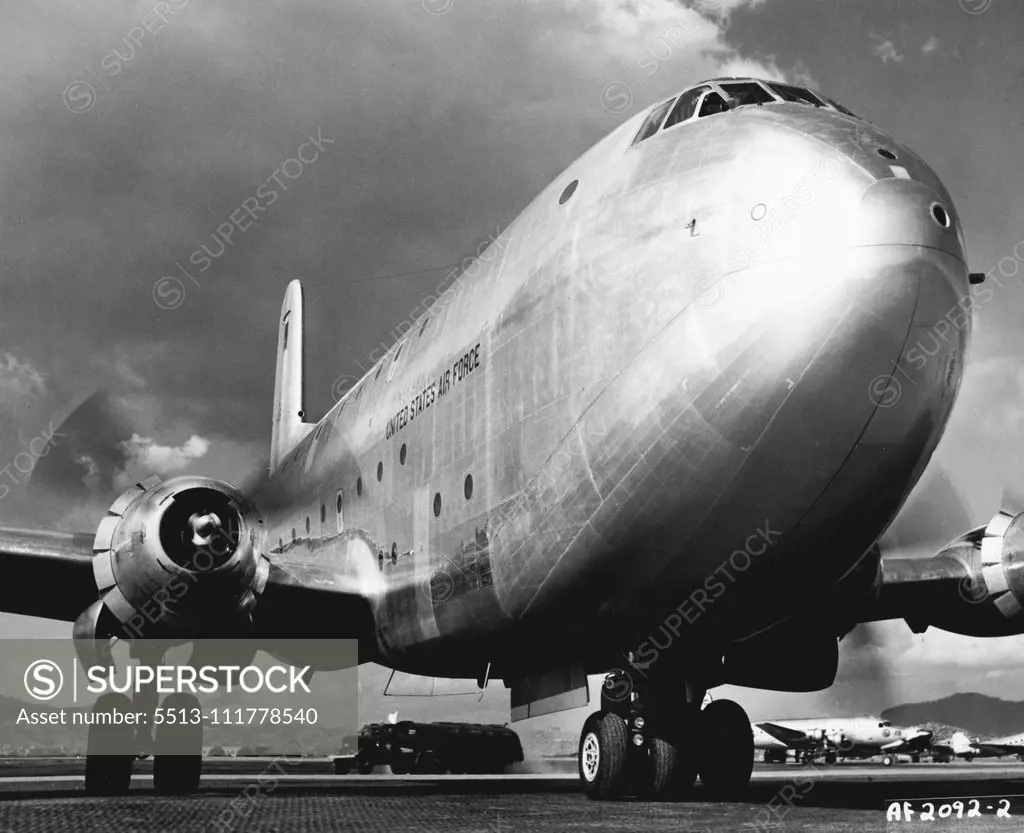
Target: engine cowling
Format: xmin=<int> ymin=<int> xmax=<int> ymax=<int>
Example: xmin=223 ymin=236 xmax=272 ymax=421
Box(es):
xmin=75 ymin=475 xmax=270 ymax=645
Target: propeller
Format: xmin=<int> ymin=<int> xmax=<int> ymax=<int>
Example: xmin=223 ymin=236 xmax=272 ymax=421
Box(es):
xmin=837 ymin=465 xmax=981 ymax=715
xmin=24 ymin=391 xmax=417 ymax=614
xmin=26 ymin=389 xmax=314 ymax=522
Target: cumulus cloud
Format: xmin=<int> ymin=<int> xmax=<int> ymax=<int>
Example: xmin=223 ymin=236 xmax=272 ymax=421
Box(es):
xmin=0 ymin=353 xmax=46 ymax=414
xmin=117 ymin=433 xmax=211 ymax=487
xmin=872 ymin=36 xmax=904 ymax=64
xmin=922 ymin=35 xmax=940 ymax=56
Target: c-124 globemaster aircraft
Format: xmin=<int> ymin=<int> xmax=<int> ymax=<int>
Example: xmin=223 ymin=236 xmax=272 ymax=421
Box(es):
xmin=0 ymin=77 xmax=1018 ymax=800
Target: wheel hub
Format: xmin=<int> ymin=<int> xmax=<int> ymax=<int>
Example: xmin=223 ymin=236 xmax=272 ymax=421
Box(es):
xmin=581 ymin=732 xmax=600 ymax=782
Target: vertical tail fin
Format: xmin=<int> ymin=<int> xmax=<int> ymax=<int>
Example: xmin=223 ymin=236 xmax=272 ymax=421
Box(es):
xmin=951 ymin=732 xmax=973 ymax=755
xmin=270 ymin=280 xmax=313 ymax=472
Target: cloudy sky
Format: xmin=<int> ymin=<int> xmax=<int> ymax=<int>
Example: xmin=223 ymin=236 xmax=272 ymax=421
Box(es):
xmin=3 ymin=0 xmax=1024 ymax=730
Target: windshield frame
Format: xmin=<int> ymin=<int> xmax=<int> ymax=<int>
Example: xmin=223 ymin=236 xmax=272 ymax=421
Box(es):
xmin=632 ymin=78 xmax=862 ymax=147
xmin=767 ymin=81 xmax=827 ymax=107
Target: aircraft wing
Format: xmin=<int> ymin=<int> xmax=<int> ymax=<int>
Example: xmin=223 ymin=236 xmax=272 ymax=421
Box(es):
xmin=861 ymin=509 xmax=1024 ymax=637
xmin=0 ymin=524 xmax=377 ymax=649
xmin=755 ymin=722 xmax=815 ymax=748
xmin=880 ymin=732 xmax=932 ymax=753
xmin=970 ymin=740 xmax=1020 ymax=757
xmin=0 ymin=528 xmax=98 ymax=623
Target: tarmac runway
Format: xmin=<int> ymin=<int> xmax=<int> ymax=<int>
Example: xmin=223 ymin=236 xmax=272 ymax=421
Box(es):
xmin=1 ymin=760 xmax=1023 ymax=832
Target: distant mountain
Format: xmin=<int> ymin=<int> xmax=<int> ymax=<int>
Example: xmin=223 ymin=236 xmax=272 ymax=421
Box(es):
xmin=916 ymin=721 xmax=974 ymax=743
xmin=883 ymin=694 xmax=1024 ymax=738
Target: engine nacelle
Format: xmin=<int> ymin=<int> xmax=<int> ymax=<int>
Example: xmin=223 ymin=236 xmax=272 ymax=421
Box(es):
xmin=875 ymin=508 xmax=1024 ymax=637
xmin=84 ymin=475 xmax=269 ymax=640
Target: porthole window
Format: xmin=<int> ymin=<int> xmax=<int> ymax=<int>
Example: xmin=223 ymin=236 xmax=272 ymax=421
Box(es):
xmin=391 ymin=543 xmax=398 ymax=565
xmin=419 ymin=316 xmax=431 ymax=338
xmin=320 ymin=504 xmax=326 ymax=524
xmin=433 ymin=492 xmax=442 ymax=518
xmin=400 ymin=443 xmax=407 ymax=465
xmin=305 ymin=517 xmax=310 ymax=535
xmin=337 ymin=494 xmax=343 ymax=514
xmin=357 ymin=477 xmax=363 ymax=496
xmin=377 ymin=461 xmax=383 ymax=482
xmin=291 ymin=528 xmax=296 ymax=542
xmin=930 ymin=202 xmax=951 ymax=229
xmin=464 ymin=474 xmax=474 ymax=500
xmin=559 ymin=180 xmax=578 ymax=205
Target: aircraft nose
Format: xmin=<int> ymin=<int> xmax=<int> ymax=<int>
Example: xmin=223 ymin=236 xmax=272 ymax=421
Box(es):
xmin=850 ymin=177 xmax=965 ymax=268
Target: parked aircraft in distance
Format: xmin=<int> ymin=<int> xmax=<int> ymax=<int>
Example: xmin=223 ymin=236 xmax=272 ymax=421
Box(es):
xmin=2 ymin=75 xmax=1018 ymax=802
xmin=754 ymin=717 xmax=932 ymax=766
xmin=931 ymin=731 xmax=1024 ymax=762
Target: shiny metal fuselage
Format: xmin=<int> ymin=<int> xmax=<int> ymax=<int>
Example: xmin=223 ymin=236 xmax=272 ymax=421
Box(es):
xmin=264 ymin=98 xmax=969 ymax=683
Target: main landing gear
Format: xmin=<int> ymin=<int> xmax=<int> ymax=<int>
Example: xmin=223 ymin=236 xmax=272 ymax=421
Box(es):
xmin=578 ymin=670 xmax=753 ymax=801
xmin=82 ymin=647 xmax=205 ymax=796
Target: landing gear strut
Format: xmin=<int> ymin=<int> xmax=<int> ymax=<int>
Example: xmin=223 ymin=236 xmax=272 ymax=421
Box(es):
xmin=577 ymin=668 xmax=753 ymax=801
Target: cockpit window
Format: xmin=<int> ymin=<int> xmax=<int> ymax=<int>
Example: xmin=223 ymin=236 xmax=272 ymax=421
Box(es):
xmin=720 ymin=81 xmax=776 ymax=107
xmin=824 ymin=96 xmax=859 ymax=118
xmin=663 ymin=85 xmax=710 ymax=131
xmin=631 ymin=97 xmax=677 ymax=146
xmin=698 ymin=92 xmax=729 ymax=118
xmin=768 ymin=82 xmax=824 ymax=107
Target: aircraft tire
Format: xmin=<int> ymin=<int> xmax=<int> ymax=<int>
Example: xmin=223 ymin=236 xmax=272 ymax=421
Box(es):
xmin=579 ymin=711 xmax=629 ymax=800
xmin=85 ymin=754 xmax=134 ymax=796
xmin=882 ymin=755 xmax=894 ymax=767
xmin=824 ymin=752 xmax=837 ymax=765
xmin=697 ymin=699 xmax=754 ymax=798
xmin=84 ymin=692 xmax=136 ymax=796
xmin=154 ymin=692 xmax=203 ymax=795
xmin=635 ymin=733 xmax=698 ymax=801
